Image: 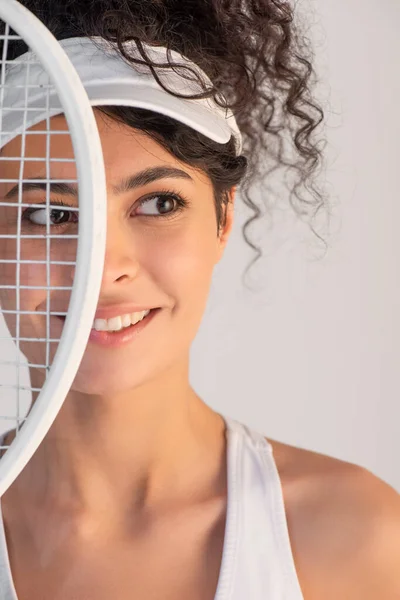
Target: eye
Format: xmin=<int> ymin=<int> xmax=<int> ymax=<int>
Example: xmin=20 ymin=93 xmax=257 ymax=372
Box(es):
xmin=135 ymin=192 xmax=189 ymax=217
xmin=25 ymin=206 xmax=78 ymax=226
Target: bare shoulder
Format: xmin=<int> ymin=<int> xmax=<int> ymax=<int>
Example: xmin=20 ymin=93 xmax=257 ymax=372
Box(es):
xmin=266 ymin=437 xmax=400 ymax=600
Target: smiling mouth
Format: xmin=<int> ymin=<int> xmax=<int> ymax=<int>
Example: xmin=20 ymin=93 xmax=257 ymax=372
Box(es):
xmin=50 ymin=307 xmax=162 ymax=350
xmin=55 ymin=308 xmax=158 ymax=332
xmin=91 ymin=309 xmax=152 ymax=333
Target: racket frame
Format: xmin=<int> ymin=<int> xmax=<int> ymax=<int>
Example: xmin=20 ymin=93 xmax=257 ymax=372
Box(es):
xmin=0 ymin=0 xmax=107 ymax=496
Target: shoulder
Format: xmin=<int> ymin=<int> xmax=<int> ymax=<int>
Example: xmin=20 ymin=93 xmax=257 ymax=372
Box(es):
xmin=267 ymin=437 xmax=400 ymax=600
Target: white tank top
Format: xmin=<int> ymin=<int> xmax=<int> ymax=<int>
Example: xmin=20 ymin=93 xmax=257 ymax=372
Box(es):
xmin=0 ymin=415 xmax=305 ymax=599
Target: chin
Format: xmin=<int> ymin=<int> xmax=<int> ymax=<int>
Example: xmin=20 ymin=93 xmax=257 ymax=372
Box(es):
xmin=69 ymin=356 xmax=161 ymax=397
xmin=70 ymin=372 xmax=141 ymax=397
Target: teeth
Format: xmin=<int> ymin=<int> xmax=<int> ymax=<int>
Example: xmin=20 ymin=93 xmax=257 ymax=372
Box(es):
xmin=93 ymin=310 xmax=151 ymax=332
xmin=122 ymin=314 xmax=131 ymax=328
xmin=93 ymin=319 xmax=107 ymax=331
xmin=108 ymin=316 xmax=123 ymax=332
xmin=131 ymin=311 xmax=149 ymax=326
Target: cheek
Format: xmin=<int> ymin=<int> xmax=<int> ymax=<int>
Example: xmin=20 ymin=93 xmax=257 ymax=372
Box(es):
xmin=150 ymin=223 xmax=218 ymax=315
xmin=0 ymin=265 xmax=44 ymax=341
xmin=0 ymin=234 xmax=76 ymax=355
xmin=0 ymin=260 xmax=69 ymax=339
xmin=0 ymin=261 xmax=46 ymax=314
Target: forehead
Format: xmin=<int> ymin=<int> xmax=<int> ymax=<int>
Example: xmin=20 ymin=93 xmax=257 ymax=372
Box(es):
xmin=0 ymin=111 xmax=206 ymax=189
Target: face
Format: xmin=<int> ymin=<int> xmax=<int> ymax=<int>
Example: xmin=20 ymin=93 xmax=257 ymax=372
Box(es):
xmin=0 ymin=111 xmax=234 ymax=396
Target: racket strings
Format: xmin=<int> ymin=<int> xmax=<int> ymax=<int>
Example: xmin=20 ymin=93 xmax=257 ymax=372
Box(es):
xmin=0 ymin=24 xmax=79 ymax=445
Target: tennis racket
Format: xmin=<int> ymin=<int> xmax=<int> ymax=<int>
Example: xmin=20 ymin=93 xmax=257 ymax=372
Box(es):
xmin=0 ymin=0 xmax=107 ymax=496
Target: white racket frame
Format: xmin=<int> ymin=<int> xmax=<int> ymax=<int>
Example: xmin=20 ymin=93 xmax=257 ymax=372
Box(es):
xmin=0 ymin=0 xmax=107 ymax=496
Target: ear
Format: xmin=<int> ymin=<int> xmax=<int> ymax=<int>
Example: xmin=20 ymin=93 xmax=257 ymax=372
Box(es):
xmin=216 ymin=186 xmax=236 ymax=263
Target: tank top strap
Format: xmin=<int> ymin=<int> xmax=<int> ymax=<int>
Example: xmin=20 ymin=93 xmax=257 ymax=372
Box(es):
xmin=223 ymin=415 xmax=274 ymax=452
xmin=220 ymin=414 xmax=304 ymax=600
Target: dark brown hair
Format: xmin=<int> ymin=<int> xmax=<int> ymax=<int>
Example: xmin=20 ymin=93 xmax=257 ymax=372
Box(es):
xmin=2 ymin=0 xmax=327 ymax=280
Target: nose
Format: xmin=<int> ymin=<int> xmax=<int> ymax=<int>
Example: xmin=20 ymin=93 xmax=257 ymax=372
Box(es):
xmin=100 ymin=221 xmax=140 ymax=288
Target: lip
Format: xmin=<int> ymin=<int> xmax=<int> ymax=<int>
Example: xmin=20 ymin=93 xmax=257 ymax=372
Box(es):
xmin=88 ymin=307 xmax=161 ymax=348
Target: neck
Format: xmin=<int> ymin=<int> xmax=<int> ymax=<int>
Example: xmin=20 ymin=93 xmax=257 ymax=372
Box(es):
xmin=3 ymin=359 xmax=226 ymax=524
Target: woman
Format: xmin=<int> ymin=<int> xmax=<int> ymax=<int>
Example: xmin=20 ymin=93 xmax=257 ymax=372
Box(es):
xmin=0 ymin=1 xmax=399 ymax=599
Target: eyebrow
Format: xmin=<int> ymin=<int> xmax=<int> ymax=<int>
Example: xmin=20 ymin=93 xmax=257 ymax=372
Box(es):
xmin=3 ymin=166 xmax=194 ymax=200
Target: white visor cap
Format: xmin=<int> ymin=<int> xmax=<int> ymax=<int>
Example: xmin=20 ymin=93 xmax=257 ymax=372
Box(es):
xmin=0 ymin=36 xmax=243 ymax=154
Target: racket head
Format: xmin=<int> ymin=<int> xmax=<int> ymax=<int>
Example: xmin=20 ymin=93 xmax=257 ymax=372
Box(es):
xmin=0 ymin=0 xmax=107 ymax=496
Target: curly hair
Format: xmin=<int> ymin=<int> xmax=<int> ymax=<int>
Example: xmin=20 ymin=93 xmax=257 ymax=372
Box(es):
xmin=2 ymin=0 xmax=327 ymax=281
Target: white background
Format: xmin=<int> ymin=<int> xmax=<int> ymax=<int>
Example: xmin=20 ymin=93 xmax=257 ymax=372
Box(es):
xmin=191 ymin=0 xmax=400 ymax=491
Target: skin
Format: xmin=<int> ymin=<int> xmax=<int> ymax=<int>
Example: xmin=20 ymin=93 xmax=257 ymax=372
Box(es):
xmin=0 ymin=111 xmax=399 ymax=600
